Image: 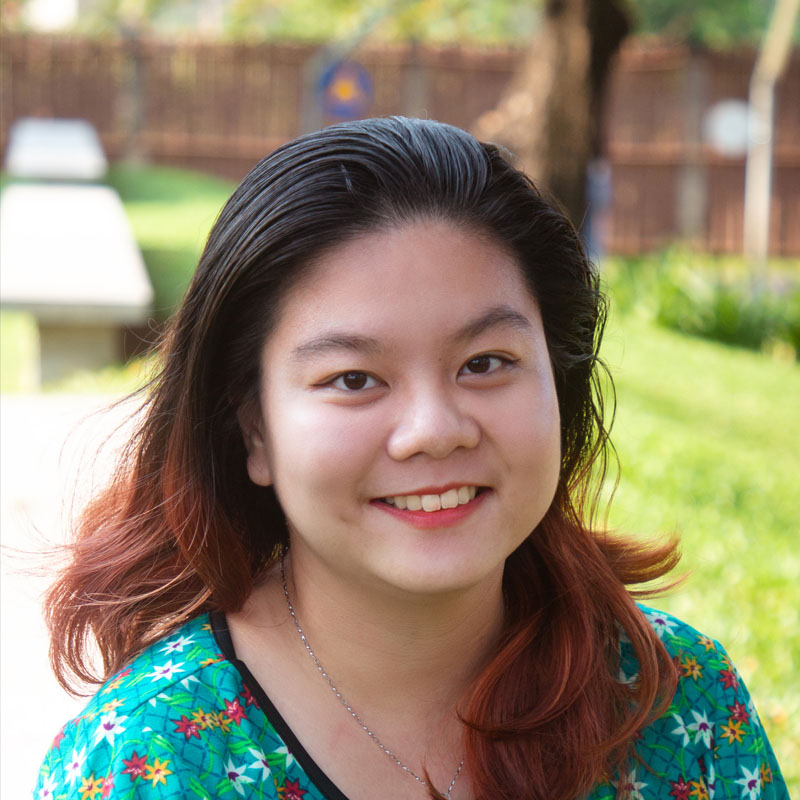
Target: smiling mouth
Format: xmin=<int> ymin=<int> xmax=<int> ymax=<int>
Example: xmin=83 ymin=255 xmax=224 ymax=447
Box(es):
xmin=379 ymin=485 xmax=485 ymax=513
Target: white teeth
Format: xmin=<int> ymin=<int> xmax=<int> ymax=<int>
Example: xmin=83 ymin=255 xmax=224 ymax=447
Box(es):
xmin=406 ymin=495 xmax=422 ymax=511
xmin=421 ymin=494 xmax=441 ymax=512
xmin=441 ymin=488 xmax=459 ymax=509
xmin=383 ymin=486 xmax=481 ymax=513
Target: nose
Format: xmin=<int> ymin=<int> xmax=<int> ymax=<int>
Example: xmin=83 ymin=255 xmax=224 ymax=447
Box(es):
xmin=386 ymin=384 xmax=480 ymax=461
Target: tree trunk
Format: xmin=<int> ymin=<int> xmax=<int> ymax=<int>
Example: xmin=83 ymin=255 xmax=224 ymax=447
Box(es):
xmin=472 ymin=0 xmax=629 ymax=229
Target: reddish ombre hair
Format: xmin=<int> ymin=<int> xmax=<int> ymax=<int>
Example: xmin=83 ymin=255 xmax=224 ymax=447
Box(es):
xmin=45 ymin=118 xmax=679 ymax=800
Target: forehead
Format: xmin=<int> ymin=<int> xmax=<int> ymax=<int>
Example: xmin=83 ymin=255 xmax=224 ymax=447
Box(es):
xmin=269 ymin=220 xmax=538 ymax=344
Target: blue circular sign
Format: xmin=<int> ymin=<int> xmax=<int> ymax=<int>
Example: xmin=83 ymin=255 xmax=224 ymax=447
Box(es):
xmin=317 ymin=61 xmax=373 ymax=119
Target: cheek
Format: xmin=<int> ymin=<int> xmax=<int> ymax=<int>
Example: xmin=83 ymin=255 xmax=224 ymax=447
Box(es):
xmin=266 ymin=393 xmax=383 ymax=495
xmin=520 ymin=415 xmax=561 ymax=485
xmin=499 ymin=385 xmax=562 ymax=502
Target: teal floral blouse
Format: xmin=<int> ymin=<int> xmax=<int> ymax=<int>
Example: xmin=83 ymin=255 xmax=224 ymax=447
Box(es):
xmin=34 ymin=606 xmax=788 ymax=799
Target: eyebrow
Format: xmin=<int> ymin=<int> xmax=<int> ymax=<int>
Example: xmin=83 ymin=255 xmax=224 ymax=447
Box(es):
xmin=291 ymin=333 xmax=382 ymax=362
xmin=289 ymin=304 xmax=533 ymax=362
xmin=453 ymin=305 xmax=533 ymax=342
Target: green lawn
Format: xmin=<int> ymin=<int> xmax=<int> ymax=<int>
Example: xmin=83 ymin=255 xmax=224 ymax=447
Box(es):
xmin=601 ymin=314 xmax=799 ymax=787
xmin=1 ymin=164 xmax=797 ymax=790
xmin=0 ymin=310 xmax=39 ymax=392
xmin=105 ymin=164 xmax=235 ymax=316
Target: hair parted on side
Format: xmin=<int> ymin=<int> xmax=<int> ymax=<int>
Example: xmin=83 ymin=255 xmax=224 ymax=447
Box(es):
xmin=45 ymin=116 xmax=679 ymax=800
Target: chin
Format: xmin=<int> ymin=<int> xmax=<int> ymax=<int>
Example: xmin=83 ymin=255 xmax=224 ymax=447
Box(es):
xmin=370 ymin=551 xmax=506 ymax=600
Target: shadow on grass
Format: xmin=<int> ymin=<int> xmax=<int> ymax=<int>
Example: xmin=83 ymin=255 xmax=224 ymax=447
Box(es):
xmin=107 ymin=164 xmax=235 ymax=205
xmin=140 ymin=246 xmax=199 ymax=319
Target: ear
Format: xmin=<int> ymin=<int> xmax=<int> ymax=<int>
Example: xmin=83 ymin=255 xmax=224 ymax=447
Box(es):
xmin=236 ymin=401 xmax=273 ymax=487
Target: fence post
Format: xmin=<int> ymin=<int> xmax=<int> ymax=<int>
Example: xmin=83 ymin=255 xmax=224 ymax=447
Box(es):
xmin=119 ymin=27 xmax=145 ymax=164
xmin=403 ymin=38 xmax=429 ymax=118
xmin=676 ymin=47 xmax=708 ymax=246
xmin=744 ymin=0 xmax=800 ymax=272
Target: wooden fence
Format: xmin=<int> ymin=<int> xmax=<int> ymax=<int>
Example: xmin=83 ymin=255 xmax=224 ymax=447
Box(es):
xmin=2 ymin=34 xmax=798 ymax=256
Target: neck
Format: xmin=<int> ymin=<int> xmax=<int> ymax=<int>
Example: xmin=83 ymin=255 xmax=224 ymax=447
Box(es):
xmin=282 ymin=546 xmax=505 ymax=716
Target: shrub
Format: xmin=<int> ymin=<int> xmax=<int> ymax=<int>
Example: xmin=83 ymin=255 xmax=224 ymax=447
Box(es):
xmin=604 ymin=250 xmax=800 ymax=358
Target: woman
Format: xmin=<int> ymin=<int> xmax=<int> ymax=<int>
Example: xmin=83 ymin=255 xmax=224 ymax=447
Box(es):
xmin=35 ymin=117 xmax=786 ymax=800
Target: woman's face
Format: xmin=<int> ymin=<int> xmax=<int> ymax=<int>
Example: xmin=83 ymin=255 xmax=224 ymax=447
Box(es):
xmin=241 ymin=220 xmax=561 ymax=598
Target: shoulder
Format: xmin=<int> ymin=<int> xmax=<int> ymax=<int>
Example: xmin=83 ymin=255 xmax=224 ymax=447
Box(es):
xmin=33 ymin=614 xmax=302 ymax=799
xmin=634 ymin=603 xmax=757 ymax=729
xmin=636 ymin=604 xmax=728 ymax=670
xmin=55 ymin=614 xmax=235 ymax=730
xmin=617 ymin=605 xmax=732 ymax=695
xmin=614 ymin=604 xmax=790 ymax=799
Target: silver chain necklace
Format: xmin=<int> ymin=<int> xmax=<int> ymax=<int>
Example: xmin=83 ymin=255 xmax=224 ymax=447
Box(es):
xmin=280 ymin=552 xmax=465 ymax=799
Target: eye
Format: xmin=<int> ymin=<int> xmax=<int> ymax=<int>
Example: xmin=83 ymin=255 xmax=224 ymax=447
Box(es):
xmin=460 ymin=355 xmax=513 ymax=376
xmin=330 ymin=371 xmax=379 ymax=391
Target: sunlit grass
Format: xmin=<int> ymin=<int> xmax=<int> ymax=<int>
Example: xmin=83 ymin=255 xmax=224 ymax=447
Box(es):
xmin=42 ymin=352 xmax=159 ymax=395
xmin=0 ymin=310 xmax=40 ymax=392
xmin=601 ymin=312 xmax=799 ymax=789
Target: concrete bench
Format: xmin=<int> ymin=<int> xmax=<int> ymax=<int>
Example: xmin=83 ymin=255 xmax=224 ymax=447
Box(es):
xmin=1 ymin=119 xmax=153 ymax=384
xmin=4 ymin=117 xmax=108 ymax=182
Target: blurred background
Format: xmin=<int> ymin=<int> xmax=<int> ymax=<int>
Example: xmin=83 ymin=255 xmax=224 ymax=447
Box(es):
xmin=1 ymin=0 xmax=798 ymax=796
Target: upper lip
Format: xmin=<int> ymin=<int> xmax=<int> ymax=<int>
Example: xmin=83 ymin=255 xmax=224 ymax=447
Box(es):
xmin=376 ymin=483 xmax=484 ymax=497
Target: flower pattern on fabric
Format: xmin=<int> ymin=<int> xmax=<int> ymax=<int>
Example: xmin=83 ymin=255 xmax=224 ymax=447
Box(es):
xmin=587 ymin=606 xmax=788 ymax=800
xmin=35 ymin=606 xmax=789 ymax=799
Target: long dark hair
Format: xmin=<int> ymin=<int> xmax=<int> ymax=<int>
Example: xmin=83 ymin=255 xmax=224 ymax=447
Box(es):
xmin=46 ymin=117 xmax=678 ymax=800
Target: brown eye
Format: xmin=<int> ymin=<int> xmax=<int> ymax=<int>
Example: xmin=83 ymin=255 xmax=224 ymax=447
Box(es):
xmin=333 ymin=372 xmax=375 ymax=391
xmin=465 ymin=356 xmax=492 ymax=374
xmin=460 ymin=355 xmax=515 ymax=378
xmin=343 ymin=372 xmax=367 ymax=389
